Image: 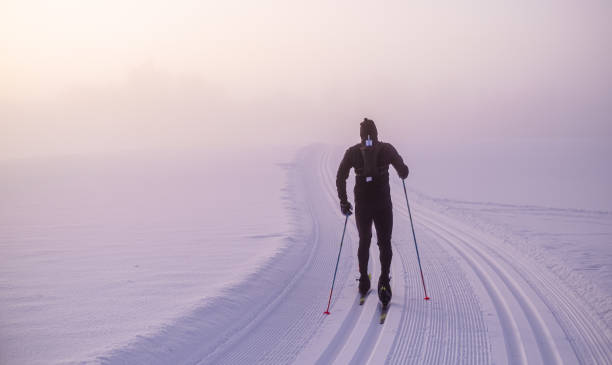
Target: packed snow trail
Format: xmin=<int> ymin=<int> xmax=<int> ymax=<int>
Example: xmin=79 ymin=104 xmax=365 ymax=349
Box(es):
xmin=99 ymin=145 xmax=612 ymax=364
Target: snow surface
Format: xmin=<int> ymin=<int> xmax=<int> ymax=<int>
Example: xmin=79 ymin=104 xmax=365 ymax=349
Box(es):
xmin=0 ymin=148 xmax=291 ymax=364
xmin=1 ymin=141 xmax=611 ymax=364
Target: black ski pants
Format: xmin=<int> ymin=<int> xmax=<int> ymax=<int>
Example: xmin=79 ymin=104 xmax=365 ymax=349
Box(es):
xmin=355 ymin=202 xmax=393 ymax=279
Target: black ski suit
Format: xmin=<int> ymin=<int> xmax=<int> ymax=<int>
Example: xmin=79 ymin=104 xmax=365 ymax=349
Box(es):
xmin=336 ymin=141 xmax=409 ymax=279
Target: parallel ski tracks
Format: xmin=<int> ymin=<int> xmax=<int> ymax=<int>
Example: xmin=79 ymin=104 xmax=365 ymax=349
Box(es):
xmin=385 ymin=208 xmax=490 ymax=365
xmin=393 ymin=185 xmax=612 ymax=365
xmin=412 ymin=211 xmax=530 ymax=365
xmin=418 ymin=211 xmax=559 ymax=364
xmin=409 ymin=201 xmax=612 ymax=364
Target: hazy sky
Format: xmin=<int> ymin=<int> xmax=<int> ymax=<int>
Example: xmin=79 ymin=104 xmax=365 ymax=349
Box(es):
xmin=1 ymin=0 xmax=611 ymax=158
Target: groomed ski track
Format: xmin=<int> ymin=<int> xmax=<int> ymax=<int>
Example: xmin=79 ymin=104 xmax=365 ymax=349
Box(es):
xmin=99 ymin=145 xmax=612 ymax=365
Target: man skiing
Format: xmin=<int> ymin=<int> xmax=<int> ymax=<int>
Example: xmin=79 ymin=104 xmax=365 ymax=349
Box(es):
xmin=336 ymin=118 xmax=409 ymax=307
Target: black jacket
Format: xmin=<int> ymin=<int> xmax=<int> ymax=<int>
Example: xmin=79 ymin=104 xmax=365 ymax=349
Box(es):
xmin=336 ymin=141 xmax=409 ymax=207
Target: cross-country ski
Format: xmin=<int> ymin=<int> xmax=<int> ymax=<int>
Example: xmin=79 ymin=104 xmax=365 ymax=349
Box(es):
xmin=379 ymin=304 xmax=390 ymax=325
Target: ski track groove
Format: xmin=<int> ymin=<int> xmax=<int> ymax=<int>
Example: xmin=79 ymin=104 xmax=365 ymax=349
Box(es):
xmin=417 ymin=211 xmax=562 ymax=364
xmin=414 ymin=214 xmax=530 ymax=365
xmin=410 ymin=201 xmax=612 ymax=365
xmin=423 ymin=204 xmax=612 ymax=364
xmin=388 ymin=233 xmax=488 ymax=365
xmin=393 ymin=186 xmax=560 ymax=364
xmin=487 ymin=234 xmax=612 ymax=364
xmin=384 ymin=244 xmax=410 ymax=365
xmin=385 ymin=204 xmax=490 ymax=363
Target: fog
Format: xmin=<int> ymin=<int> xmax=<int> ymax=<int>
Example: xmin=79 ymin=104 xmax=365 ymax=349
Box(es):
xmin=1 ymin=0 xmax=611 ymax=159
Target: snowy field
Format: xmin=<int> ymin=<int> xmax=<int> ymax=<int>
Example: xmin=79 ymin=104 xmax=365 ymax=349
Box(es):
xmin=0 ymin=148 xmax=292 ymax=364
xmin=1 ymin=141 xmax=611 ymax=364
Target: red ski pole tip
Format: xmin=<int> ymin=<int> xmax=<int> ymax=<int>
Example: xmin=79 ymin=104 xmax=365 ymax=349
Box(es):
xmin=324 ymin=311 xmax=330 ymax=315
xmin=424 ymin=297 xmax=430 ymax=300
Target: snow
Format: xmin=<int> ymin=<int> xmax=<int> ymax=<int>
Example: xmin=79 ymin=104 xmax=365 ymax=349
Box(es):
xmin=0 ymin=148 xmax=292 ymax=364
xmin=1 ymin=140 xmax=611 ymax=364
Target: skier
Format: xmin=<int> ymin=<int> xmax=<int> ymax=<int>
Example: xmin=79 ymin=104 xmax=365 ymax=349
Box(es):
xmin=336 ymin=118 xmax=409 ymax=307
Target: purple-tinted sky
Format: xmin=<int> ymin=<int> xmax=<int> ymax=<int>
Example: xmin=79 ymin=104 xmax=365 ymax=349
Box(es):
xmin=1 ymin=1 xmax=611 ymax=158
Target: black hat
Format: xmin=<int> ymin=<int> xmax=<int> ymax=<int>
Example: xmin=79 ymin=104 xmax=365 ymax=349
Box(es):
xmin=360 ymin=118 xmax=378 ymax=141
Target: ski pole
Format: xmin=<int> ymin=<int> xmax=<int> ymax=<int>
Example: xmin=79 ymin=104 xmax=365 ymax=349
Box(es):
xmin=402 ymin=180 xmax=430 ymax=300
xmin=324 ymin=213 xmax=350 ymax=314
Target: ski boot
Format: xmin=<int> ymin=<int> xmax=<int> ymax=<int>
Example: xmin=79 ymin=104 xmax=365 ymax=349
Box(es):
xmin=378 ymin=275 xmax=392 ymax=307
xmin=358 ymin=273 xmax=371 ymax=296
xmin=358 ymin=273 xmax=371 ymax=305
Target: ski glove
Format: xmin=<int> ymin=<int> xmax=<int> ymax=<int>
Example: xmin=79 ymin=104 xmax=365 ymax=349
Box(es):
xmin=340 ymin=201 xmax=353 ymax=216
